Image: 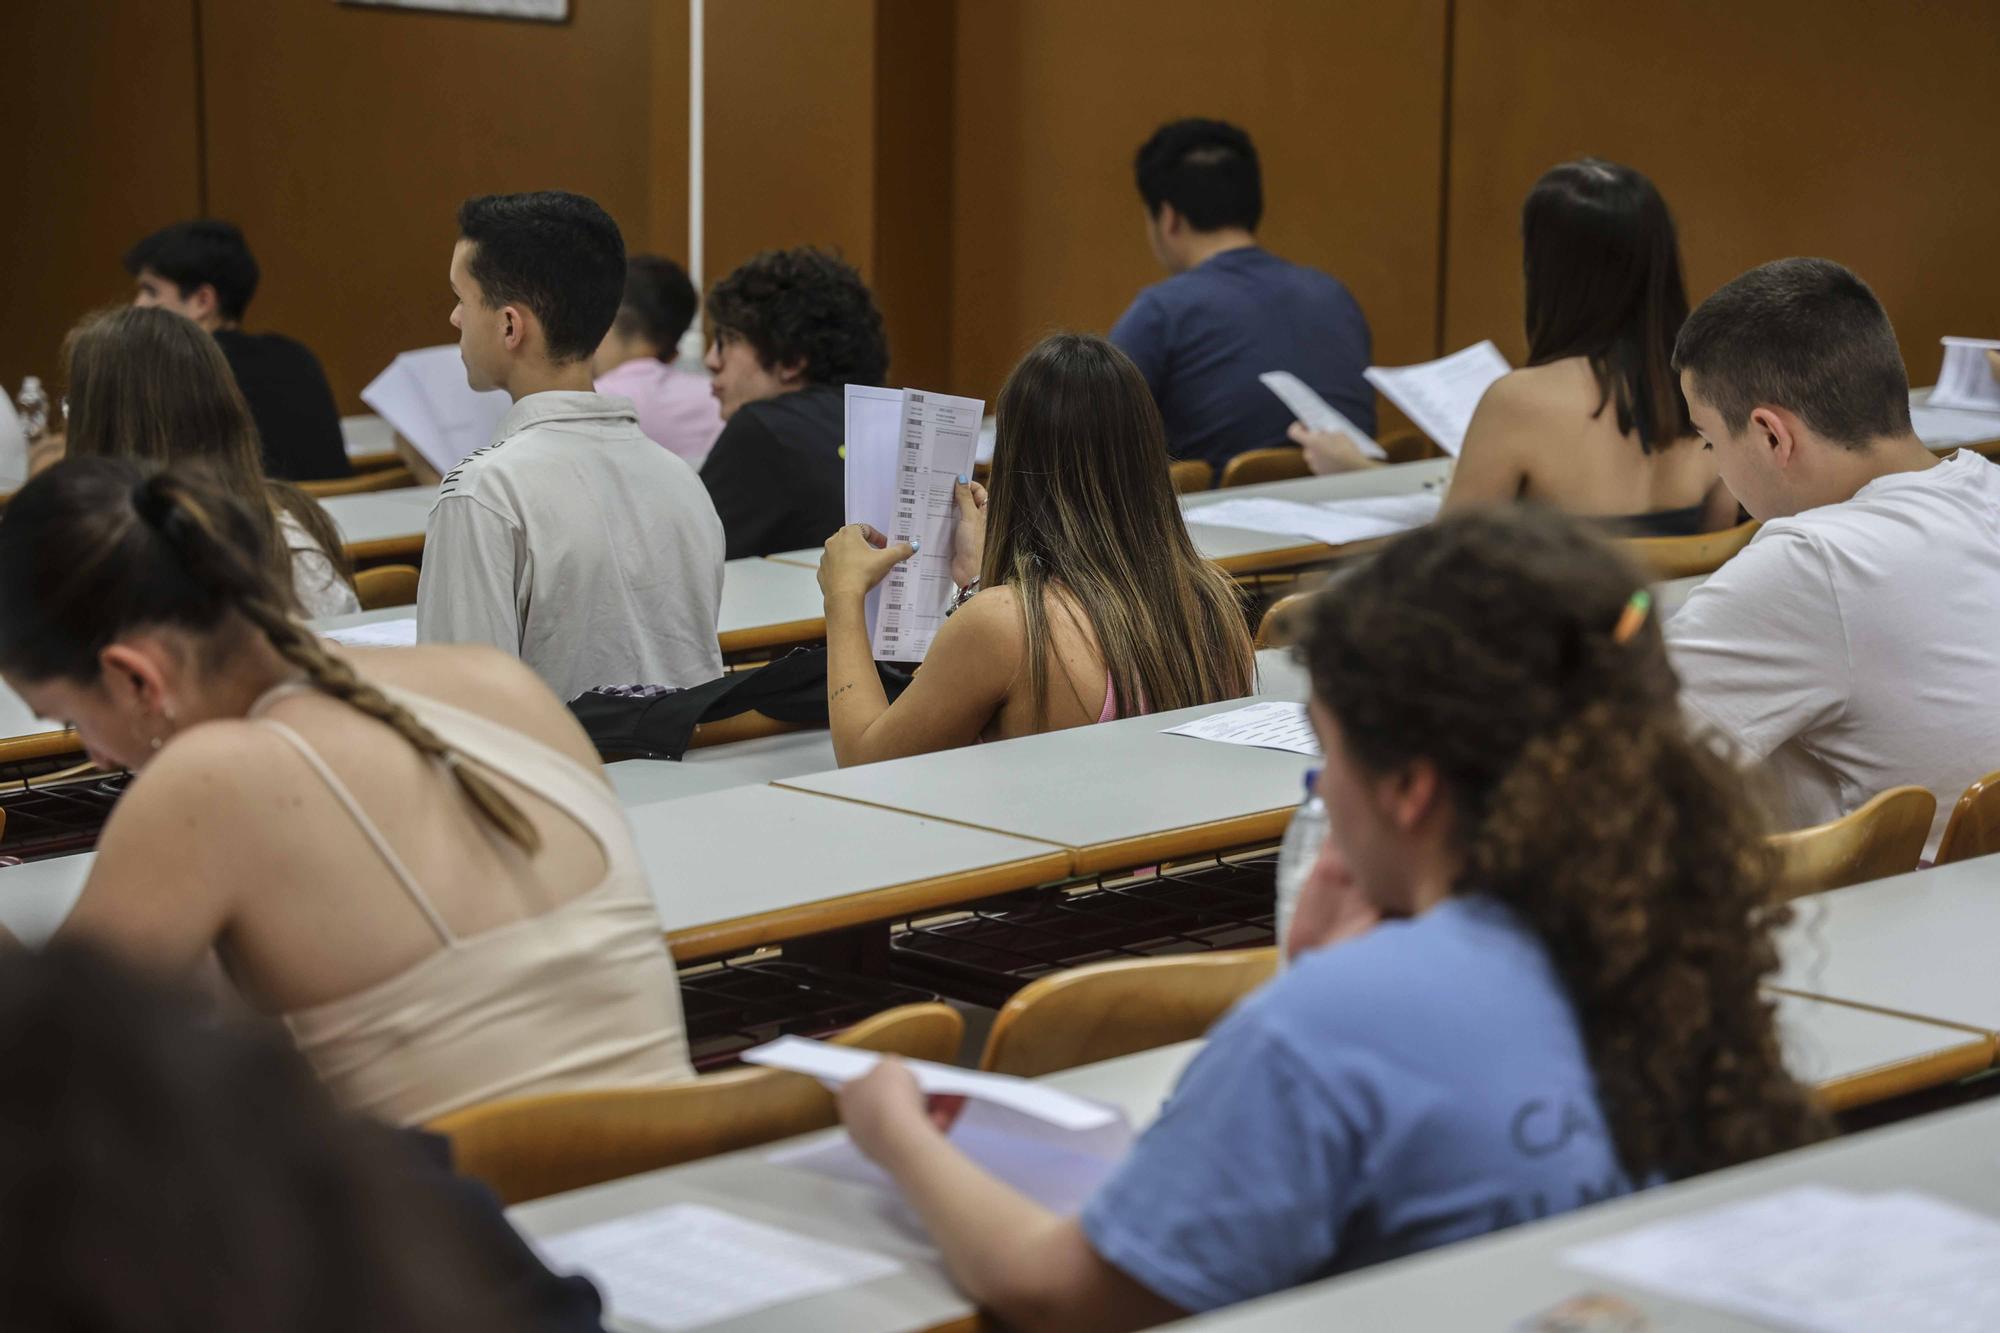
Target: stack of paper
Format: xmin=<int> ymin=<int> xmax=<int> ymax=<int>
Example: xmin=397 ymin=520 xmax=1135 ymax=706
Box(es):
xmin=1162 ymin=701 xmax=1321 ymax=757
xmin=535 ymin=1202 xmax=902 ymax=1331
xmin=1927 ymin=337 xmax=2000 ymax=412
xmin=1258 ymin=371 xmax=1387 ymax=460
xmin=359 ymin=346 xmax=511 ymax=477
xmin=1363 ymin=341 xmax=1511 ymax=456
xmin=1187 ymin=491 xmax=1441 ymax=547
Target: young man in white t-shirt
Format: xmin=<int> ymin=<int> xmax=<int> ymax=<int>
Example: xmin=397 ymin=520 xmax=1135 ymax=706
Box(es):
xmin=1667 ymin=257 xmax=2000 ymax=854
xmin=417 ymin=191 xmax=725 ymax=700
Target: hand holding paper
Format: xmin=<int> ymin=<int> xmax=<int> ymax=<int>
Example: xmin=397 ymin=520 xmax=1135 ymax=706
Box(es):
xmin=1363 ymin=341 xmax=1512 ymax=456
xmin=1260 ymin=371 xmax=1386 ymax=462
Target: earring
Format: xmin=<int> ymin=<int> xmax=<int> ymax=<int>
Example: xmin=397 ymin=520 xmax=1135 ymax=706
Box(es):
xmin=150 ymin=735 xmax=164 ymax=752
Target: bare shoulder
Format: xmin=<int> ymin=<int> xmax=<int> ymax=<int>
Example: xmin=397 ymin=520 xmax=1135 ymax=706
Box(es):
xmin=1480 ymin=362 xmax=1584 ymax=419
xmin=99 ymin=720 xmax=314 ymax=856
xmin=927 ymin=585 xmax=1027 ymax=672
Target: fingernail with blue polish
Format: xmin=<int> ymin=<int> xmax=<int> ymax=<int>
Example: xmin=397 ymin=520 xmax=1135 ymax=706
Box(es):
xmin=910 ymin=539 xmax=922 ymax=553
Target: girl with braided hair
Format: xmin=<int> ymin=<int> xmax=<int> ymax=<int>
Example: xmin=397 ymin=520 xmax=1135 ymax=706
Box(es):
xmin=832 ymin=505 xmax=1827 ymax=1330
xmin=0 ymin=458 xmax=693 ymax=1126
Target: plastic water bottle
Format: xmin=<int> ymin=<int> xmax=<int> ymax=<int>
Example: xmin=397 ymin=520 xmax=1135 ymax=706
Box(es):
xmin=15 ymin=377 xmax=49 ymax=440
xmin=1274 ymin=769 xmax=1327 ymax=962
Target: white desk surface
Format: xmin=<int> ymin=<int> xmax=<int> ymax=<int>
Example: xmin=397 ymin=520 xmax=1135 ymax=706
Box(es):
xmin=776 ymin=653 xmax=1313 ymax=868
xmin=1185 ymin=1097 xmax=2000 ymax=1332
xmin=1776 ymin=852 xmax=2000 ymax=1034
xmin=715 ymin=559 xmax=826 ymax=641
xmin=510 ymin=1041 xmax=1200 ymax=1333
xmin=1653 ymin=573 xmax=1708 ymax=620
xmin=340 ymin=413 xmax=397 ymax=459
xmin=1774 ymin=991 xmax=1992 ymax=1093
xmin=1911 ymin=384 xmax=2000 ymax=449
xmin=606 ymin=732 xmax=837 ymax=807
xmin=321 ymin=485 xmax=438 ymax=546
xmin=0 ymin=681 xmax=46 ymax=746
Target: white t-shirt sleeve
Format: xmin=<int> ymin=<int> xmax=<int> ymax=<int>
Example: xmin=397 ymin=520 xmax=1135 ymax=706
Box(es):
xmin=416 ymin=492 xmax=524 ymax=656
xmin=1665 ymin=527 xmax=1850 ymax=761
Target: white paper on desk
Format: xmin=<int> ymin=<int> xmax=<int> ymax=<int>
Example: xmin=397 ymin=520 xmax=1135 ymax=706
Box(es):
xmin=1562 ymin=1185 xmax=2000 ymax=1333
xmin=1363 ymin=341 xmax=1511 ymax=456
xmin=1926 ymin=337 xmax=2000 ymax=413
xmin=322 ymin=617 xmax=417 ymax=648
xmin=534 ymin=1201 xmax=901 ymax=1332
xmin=1258 ymin=371 xmax=1386 ymax=460
xmin=843 ymin=385 xmax=985 ymax=661
xmin=1910 ymin=403 xmax=2000 ymax=449
xmin=359 ymin=346 xmax=511 ymax=476
xmin=1187 ymin=492 xmax=1440 ymax=547
xmin=1162 ymin=701 xmax=1322 ymax=757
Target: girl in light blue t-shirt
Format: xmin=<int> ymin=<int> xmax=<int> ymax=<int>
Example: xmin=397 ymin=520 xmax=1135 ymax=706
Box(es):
xmin=836 ymin=506 xmax=1829 ymax=1330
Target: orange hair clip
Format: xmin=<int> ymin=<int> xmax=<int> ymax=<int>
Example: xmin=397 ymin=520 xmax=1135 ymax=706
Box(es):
xmin=1612 ymin=589 xmax=1653 ymax=645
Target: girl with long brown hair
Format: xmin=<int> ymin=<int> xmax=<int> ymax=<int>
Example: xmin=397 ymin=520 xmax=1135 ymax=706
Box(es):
xmin=0 ymin=458 xmax=692 ymax=1126
xmin=833 ymin=506 xmax=1827 ymax=1330
xmin=61 ymin=304 xmax=359 ymax=616
xmin=817 ymin=332 xmax=1255 ymax=765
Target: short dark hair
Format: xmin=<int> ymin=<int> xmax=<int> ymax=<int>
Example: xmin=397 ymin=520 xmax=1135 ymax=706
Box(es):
xmin=1673 ymin=257 xmax=1912 ymax=448
xmin=706 ymin=247 xmax=888 ymax=386
xmin=122 ymin=219 xmax=261 ymax=321
xmin=611 ymin=254 xmax=700 ymax=357
xmin=1133 ymin=119 xmax=1262 ymax=232
xmin=456 ymin=191 xmax=626 ymax=363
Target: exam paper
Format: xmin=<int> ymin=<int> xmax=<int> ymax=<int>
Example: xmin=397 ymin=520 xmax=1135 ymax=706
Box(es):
xmin=1363 ymin=341 xmax=1511 ymax=456
xmin=535 ymin=1202 xmax=901 ymax=1332
xmin=1187 ymin=492 xmax=1441 ymax=547
xmin=323 ymin=618 xmax=417 ymax=648
xmin=1926 ymin=337 xmax=2000 ymax=413
xmin=1910 ymin=403 xmax=2000 ymax=449
xmin=1161 ymin=701 xmax=1321 ymax=757
xmin=1563 ymin=1185 xmax=2000 ymax=1333
xmin=359 ymin=346 xmax=511 ymax=476
xmin=1259 ymin=371 xmax=1387 ymax=460
xmin=843 ymin=386 xmax=985 ymax=661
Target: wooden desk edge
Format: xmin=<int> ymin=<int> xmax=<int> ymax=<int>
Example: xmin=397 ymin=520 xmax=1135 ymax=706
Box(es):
xmin=343 ymin=535 xmax=427 ymax=564
xmin=1815 ymin=1033 xmax=1997 ymax=1112
xmin=0 ymin=728 xmax=85 ymax=765
xmin=1071 ymin=810 xmax=1292 ymax=875
xmin=665 ymin=848 xmax=1073 ymax=963
xmin=717 ymin=616 xmax=827 ymax=655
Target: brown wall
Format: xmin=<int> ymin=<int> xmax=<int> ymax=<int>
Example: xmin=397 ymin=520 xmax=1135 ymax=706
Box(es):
xmin=1445 ymin=0 xmax=2000 ymax=383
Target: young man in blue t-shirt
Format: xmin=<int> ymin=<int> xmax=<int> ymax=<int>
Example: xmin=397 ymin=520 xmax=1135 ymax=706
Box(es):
xmin=1109 ymin=118 xmax=1375 ymax=471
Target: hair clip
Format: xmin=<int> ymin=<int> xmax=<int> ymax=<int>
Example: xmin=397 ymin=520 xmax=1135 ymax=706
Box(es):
xmin=1612 ymin=589 xmax=1653 ymax=645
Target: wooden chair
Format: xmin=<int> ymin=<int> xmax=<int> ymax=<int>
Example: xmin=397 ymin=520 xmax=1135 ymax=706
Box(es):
xmin=352 ymin=564 xmax=420 ymax=611
xmin=1624 ymin=519 xmax=1759 ymax=579
xmin=429 ymin=1002 xmax=964 ymax=1206
xmin=979 ymin=949 xmax=1276 ymax=1079
xmin=1254 ymin=590 xmax=1320 ymax=649
xmin=1378 ymin=428 xmax=1439 ymax=464
xmin=1168 ymin=459 xmax=1214 ymax=493
xmin=1769 ymin=786 xmax=1936 ymax=900
xmin=299 ymin=464 xmax=417 ymax=499
xmin=1219 ymin=446 xmax=1311 ymax=488
xmin=1936 ymin=769 xmax=2000 ymax=865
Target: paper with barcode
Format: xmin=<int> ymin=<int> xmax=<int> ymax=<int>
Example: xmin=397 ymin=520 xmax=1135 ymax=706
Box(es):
xmin=1259 ymin=371 xmax=1386 ymax=460
xmin=1363 ymin=341 xmax=1511 ymax=456
xmin=1161 ymin=701 xmax=1322 ymax=757
xmin=1563 ymin=1185 xmax=2000 ymax=1332
xmin=535 ymin=1202 xmax=901 ymax=1331
xmin=322 ymin=617 xmax=418 ymax=648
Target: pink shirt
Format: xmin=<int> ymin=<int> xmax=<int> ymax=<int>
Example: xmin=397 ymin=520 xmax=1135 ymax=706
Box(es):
xmin=594 ymin=359 xmax=727 ymax=470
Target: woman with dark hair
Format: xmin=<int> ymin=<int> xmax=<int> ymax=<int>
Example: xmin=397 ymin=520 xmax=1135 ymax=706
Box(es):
xmin=61 ymin=304 xmax=360 ymax=616
xmin=832 ymin=506 xmax=1827 ymax=1328
xmin=815 ymin=332 xmax=1255 ymax=766
xmin=0 ymin=459 xmax=693 ymax=1126
xmin=1436 ymin=159 xmax=1738 ymax=534
xmin=591 ymin=254 xmax=724 ymax=468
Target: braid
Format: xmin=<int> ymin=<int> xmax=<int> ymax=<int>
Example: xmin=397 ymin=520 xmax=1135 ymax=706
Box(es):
xmin=137 ymin=473 xmax=543 ymax=857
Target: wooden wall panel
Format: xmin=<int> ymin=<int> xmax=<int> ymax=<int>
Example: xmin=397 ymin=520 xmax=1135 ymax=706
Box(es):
xmin=2 ymin=0 xmax=201 ymax=398
xmin=948 ymin=0 xmax=1449 ymax=403
xmin=1445 ymin=0 xmax=2000 ymax=383
xmin=870 ymin=0 xmax=958 ymax=391
xmin=198 ymin=0 xmax=660 ymax=410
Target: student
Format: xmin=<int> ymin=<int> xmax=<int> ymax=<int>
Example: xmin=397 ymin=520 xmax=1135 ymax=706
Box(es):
xmin=0 ymin=944 xmax=607 ymax=1333
xmin=817 ymin=333 xmax=1254 ymax=766
xmin=418 ymin=192 xmax=725 ymax=699
xmin=63 ymin=305 xmax=358 ymax=618
xmin=699 ymin=247 xmax=890 ymax=558
xmin=125 ymin=219 xmax=351 ymax=483
xmin=0 ymin=459 xmax=696 ymax=1127
xmin=1436 ymin=160 xmax=1735 ymax=534
xmin=591 ymin=254 xmax=725 ymax=469
xmin=1110 ymin=118 xmax=1373 ymax=471
xmin=1667 ymin=257 xmax=2000 ymax=855
xmin=834 ymin=506 xmax=1828 ymax=1328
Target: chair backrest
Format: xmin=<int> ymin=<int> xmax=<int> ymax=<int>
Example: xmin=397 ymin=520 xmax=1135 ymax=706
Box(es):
xmin=298 ymin=464 xmax=417 ymax=499
xmin=1168 ymin=458 xmax=1215 ymax=493
xmin=352 ymin=564 xmax=420 ymax=611
xmin=428 ymin=1002 xmax=964 ymax=1206
xmin=979 ymin=948 xmax=1277 ymax=1078
xmin=1378 ymin=428 xmax=1440 ymax=464
xmin=1624 ymin=519 xmax=1759 ymax=579
xmin=1255 ymin=590 xmax=1320 ymax=649
xmin=1769 ymin=785 xmax=1937 ymax=899
xmin=1219 ymin=446 xmax=1311 ymax=489
xmin=1936 ymin=769 xmax=2000 ymax=865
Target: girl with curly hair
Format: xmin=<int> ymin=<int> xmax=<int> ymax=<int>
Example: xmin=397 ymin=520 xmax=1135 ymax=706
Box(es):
xmin=833 ymin=504 xmax=1828 ymax=1330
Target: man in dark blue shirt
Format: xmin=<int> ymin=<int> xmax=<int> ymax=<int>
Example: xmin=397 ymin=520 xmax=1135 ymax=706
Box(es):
xmin=1109 ymin=119 xmax=1374 ymax=471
